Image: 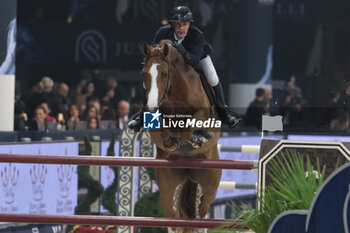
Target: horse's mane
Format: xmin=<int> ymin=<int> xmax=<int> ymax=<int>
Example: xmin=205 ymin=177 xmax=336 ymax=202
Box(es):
xmin=156 ymin=39 xmax=173 ymax=47
xmin=151 ymin=40 xmax=180 ymax=61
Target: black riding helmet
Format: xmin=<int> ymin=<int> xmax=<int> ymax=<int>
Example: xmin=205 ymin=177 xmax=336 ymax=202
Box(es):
xmin=169 ymin=6 xmax=194 ymax=23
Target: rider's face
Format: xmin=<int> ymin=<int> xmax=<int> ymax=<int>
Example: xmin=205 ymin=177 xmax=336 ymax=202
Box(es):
xmin=172 ymin=22 xmax=190 ymax=39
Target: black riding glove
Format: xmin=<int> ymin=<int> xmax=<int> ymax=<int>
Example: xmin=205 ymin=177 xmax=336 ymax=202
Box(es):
xmin=173 ymin=42 xmax=191 ymax=61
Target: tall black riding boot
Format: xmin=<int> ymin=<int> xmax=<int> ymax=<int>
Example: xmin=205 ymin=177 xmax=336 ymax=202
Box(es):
xmin=126 ymin=97 xmax=146 ymax=132
xmin=126 ymin=111 xmax=143 ymax=132
xmin=213 ymin=82 xmax=241 ymax=129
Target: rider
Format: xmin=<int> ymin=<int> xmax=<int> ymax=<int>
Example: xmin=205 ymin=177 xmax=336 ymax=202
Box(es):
xmin=127 ymin=6 xmax=241 ymax=131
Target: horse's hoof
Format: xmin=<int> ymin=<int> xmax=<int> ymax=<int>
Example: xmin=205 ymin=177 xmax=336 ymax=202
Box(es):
xmin=175 ymin=138 xmax=198 ymax=153
xmin=192 ymin=135 xmax=204 ymax=147
xmin=194 ymin=130 xmax=214 ymax=140
xmin=166 ymin=144 xmax=178 ymax=152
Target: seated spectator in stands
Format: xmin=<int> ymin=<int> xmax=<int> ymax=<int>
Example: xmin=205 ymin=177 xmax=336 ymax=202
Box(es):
xmin=117 ymin=100 xmax=130 ymax=129
xmin=51 ymin=82 xmax=71 ymax=120
xmin=25 ymin=76 xmax=55 ymax=120
xmin=279 ymin=76 xmax=303 ymax=127
xmin=14 ymin=100 xmax=28 ymax=131
xmin=39 ymin=102 xmax=56 ymax=122
xmin=30 ymin=106 xmax=48 ymax=131
xmin=66 ymin=104 xmax=80 ymax=130
xmin=101 ymin=104 xmax=116 ymax=121
xmin=244 ymin=88 xmax=271 ymax=130
xmin=87 ymin=116 xmax=99 ymax=130
xmin=101 ymin=86 xmax=115 ymax=108
xmin=86 ymin=95 xmax=101 ymax=118
xmin=75 ymin=81 xmax=95 ymax=113
xmin=81 ymin=105 xmax=99 ymax=121
xmin=99 ymin=74 xmax=125 ymax=105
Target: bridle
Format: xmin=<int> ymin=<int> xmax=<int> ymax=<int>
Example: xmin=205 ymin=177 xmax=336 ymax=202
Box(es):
xmin=157 ymin=55 xmax=180 ymax=108
xmin=145 ymin=46 xmax=181 ymax=110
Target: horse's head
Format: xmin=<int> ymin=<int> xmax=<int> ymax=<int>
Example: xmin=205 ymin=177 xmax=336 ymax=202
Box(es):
xmin=141 ymin=40 xmax=178 ymax=111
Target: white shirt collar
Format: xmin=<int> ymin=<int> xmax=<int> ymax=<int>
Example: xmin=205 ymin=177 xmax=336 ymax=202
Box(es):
xmin=174 ymin=33 xmax=184 ymax=44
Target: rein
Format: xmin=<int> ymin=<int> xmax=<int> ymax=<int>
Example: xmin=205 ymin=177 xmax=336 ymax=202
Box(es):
xmin=157 ymin=53 xmax=181 ymax=108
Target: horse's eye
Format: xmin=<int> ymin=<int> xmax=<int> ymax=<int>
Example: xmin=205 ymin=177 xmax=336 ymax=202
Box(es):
xmin=162 ymin=72 xmax=168 ymax=78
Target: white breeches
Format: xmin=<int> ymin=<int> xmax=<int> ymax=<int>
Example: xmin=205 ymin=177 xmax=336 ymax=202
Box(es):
xmin=198 ymin=56 xmax=219 ymax=87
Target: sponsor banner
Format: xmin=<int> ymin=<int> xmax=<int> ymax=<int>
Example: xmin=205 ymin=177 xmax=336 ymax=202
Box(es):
xmin=16 ymin=24 xmax=157 ymax=70
xmin=0 ymin=142 xmax=78 ymax=219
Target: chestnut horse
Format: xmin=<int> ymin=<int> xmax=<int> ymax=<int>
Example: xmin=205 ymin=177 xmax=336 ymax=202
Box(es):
xmin=141 ymin=40 xmax=222 ymax=233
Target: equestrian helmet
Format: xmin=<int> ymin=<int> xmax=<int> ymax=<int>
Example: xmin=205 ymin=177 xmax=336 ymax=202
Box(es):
xmin=169 ymin=6 xmax=194 ymax=22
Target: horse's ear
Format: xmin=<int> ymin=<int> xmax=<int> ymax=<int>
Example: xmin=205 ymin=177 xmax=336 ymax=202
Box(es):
xmin=162 ymin=43 xmax=169 ymax=57
xmin=142 ymin=42 xmax=150 ymax=56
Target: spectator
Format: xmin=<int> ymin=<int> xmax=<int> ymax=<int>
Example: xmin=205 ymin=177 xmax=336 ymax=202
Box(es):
xmin=66 ymin=104 xmax=80 ymax=130
xmin=39 ymin=76 xmax=55 ymax=104
xmin=81 ymin=105 xmax=99 ymax=121
xmin=25 ymin=76 xmax=55 ymax=120
xmin=14 ymin=100 xmax=28 ymax=130
xmin=101 ymin=104 xmax=116 ymax=121
xmin=75 ymin=81 xmax=95 ymax=113
xmin=87 ymin=116 xmax=99 ymax=130
xmin=39 ymin=102 xmax=56 ymax=122
xmin=30 ymin=106 xmax=47 ymax=131
xmin=51 ymin=82 xmax=71 ymax=120
xmin=117 ymin=100 xmax=130 ymax=129
xmin=244 ymin=88 xmax=271 ymax=130
xmin=279 ymin=76 xmax=303 ymax=127
xmin=101 ymin=74 xmax=125 ymax=105
xmin=86 ymin=95 xmax=101 ymax=116
xmin=101 ymin=86 xmax=115 ymax=108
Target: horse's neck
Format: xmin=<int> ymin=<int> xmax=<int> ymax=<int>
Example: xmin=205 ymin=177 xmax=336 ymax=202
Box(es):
xmin=168 ymin=64 xmax=208 ymax=108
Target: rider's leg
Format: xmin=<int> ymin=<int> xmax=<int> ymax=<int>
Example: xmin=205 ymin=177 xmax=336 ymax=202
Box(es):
xmin=198 ymin=56 xmax=241 ymax=128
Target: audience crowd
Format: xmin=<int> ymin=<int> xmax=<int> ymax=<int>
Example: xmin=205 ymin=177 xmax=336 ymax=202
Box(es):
xmin=14 ymin=74 xmax=139 ymax=131
xmin=14 ymin=73 xmax=350 ymax=132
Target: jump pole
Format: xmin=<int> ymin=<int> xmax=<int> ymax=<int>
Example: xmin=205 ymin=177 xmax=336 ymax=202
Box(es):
xmin=0 ymin=214 xmax=246 ymax=229
xmin=0 ymin=154 xmax=258 ymax=170
xmin=217 ymin=145 xmax=260 ymax=153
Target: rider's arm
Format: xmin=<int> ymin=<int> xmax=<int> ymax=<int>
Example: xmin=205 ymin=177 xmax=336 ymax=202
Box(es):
xmin=151 ymin=28 xmax=165 ymax=46
xmin=174 ymin=35 xmax=204 ymax=68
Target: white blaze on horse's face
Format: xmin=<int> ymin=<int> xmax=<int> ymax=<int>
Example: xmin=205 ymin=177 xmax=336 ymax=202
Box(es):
xmin=147 ymin=63 xmax=160 ymax=110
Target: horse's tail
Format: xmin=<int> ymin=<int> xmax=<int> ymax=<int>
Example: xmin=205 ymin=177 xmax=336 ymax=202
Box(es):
xmin=179 ymin=179 xmax=198 ymax=218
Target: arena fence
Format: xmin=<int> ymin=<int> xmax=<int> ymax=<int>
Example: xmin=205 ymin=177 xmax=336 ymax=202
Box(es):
xmin=0 ymin=128 xmax=260 ymax=232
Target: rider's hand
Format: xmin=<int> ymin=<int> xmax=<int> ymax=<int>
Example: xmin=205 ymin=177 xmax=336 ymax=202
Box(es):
xmin=173 ymin=42 xmax=187 ymax=55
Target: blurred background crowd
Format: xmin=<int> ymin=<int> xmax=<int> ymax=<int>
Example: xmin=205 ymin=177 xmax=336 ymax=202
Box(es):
xmin=1 ymin=0 xmax=350 ymax=132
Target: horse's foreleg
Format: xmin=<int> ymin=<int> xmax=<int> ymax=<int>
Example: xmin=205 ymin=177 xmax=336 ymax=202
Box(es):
xmin=161 ymin=130 xmax=178 ymax=151
xmin=197 ymin=168 xmax=222 ymax=218
xmin=155 ymin=168 xmax=180 ymax=218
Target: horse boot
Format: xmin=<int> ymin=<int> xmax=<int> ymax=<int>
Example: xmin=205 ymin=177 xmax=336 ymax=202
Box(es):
xmin=213 ymin=82 xmax=241 ymax=129
xmin=126 ymin=111 xmax=143 ymax=132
